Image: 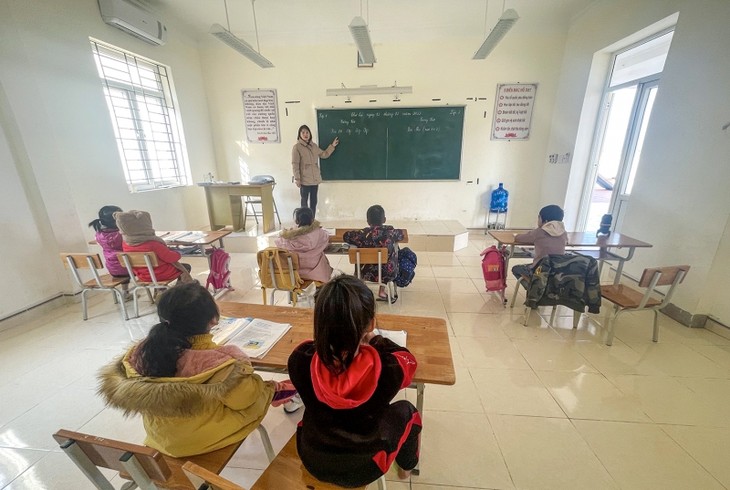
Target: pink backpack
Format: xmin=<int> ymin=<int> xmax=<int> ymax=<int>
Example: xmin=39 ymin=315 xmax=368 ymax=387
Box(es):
xmin=206 ymin=247 xmax=231 ymax=291
xmin=480 ymin=245 xmax=507 ymax=292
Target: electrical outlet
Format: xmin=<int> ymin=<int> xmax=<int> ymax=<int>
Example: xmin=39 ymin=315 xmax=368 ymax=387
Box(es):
xmin=561 ymin=152 xmax=572 ymax=164
xmin=548 ymin=153 xmax=558 ymax=164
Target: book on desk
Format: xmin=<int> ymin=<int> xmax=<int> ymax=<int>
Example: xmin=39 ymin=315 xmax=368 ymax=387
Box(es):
xmin=211 ymin=317 xmax=291 ymax=359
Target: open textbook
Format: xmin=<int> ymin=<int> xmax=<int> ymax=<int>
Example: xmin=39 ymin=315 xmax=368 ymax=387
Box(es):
xmin=211 ymin=316 xmax=291 ymax=359
xmin=163 ymin=231 xmax=207 ymax=243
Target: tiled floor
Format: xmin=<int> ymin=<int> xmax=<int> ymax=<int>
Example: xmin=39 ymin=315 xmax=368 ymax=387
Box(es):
xmin=2 ymin=233 xmax=730 ymax=489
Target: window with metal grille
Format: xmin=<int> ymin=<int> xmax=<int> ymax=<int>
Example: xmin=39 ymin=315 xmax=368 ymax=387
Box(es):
xmin=90 ymin=39 xmax=190 ymax=192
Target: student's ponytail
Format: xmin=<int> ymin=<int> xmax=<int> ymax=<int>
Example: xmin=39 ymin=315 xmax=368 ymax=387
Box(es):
xmin=134 ymin=283 xmax=219 ymax=377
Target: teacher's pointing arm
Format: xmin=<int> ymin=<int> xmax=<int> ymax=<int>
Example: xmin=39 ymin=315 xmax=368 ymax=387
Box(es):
xmin=319 ymin=137 xmax=339 ymax=159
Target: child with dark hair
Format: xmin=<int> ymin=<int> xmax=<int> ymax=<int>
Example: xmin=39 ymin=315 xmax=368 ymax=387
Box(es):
xmin=343 ymin=205 xmax=404 ymax=303
xmin=511 ymin=204 xmax=568 ymax=279
xmin=98 ymin=282 xmax=297 ymax=457
xmin=287 ymin=275 xmax=421 ymax=487
xmin=89 ymin=205 xmax=128 ymax=279
xmin=274 ymin=207 xmax=332 ymax=283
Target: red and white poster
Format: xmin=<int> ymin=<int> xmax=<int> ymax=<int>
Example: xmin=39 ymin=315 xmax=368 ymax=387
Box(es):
xmin=242 ymin=89 xmax=280 ymax=144
xmin=492 ymin=83 xmax=537 ymax=140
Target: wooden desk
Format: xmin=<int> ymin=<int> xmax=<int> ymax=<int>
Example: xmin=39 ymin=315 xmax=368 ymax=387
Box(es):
xmin=489 ymin=230 xmax=653 ymax=284
xmin=329 ymin=228 xmax=409 ymax=244
xmin=216 ymin=302 xmax=455 ymax=416
xmin=199 ymin=182 xmax=275 ymax=233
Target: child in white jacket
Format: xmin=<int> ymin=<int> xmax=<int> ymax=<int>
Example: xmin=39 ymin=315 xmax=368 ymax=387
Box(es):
xmin=275 ymin=208 xmax=333 ymax=283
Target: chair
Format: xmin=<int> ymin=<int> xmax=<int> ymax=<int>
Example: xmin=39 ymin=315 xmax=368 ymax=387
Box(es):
xmin=251 ymin=434 xmax=386 ymax=490
xmin=348 ymin=248 xmax=396 ymax=305
xmin=601 ymin=265 xmax=690 ymax=346
xmin=242 ymin=182 xmax=281 ymax=231
xmin=257 ymin=247 xmax=318 ymax=307
xmin=59 ymin=253 xmax=129 ymax=321
xmin=53 ymin=426 xmax=274 ymax=490
xmin=510 ymin=253 xmax=601 ymax=327
xmin=117 ymin=252 xmax=179 ymax=318
xmin=182 ymin=461 xmax=246 ymax=490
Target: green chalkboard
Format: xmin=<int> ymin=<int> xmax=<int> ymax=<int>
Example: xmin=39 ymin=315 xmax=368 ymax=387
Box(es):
xmin=316 ymin=106 xmax=464 ymax=180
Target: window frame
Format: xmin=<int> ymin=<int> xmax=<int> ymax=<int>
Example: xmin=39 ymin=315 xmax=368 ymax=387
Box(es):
xmin=90 ymin=39 xmax=191 ymax=193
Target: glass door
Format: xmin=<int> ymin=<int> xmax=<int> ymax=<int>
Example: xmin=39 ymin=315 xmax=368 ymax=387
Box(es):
xmin=578 ymin=29 xmax=673 ymax=232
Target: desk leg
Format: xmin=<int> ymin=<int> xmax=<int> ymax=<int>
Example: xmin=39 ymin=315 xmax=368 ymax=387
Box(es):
xmin=411 ymin=382 xmax=425 ymax=476
xmin=612 ymin=248 xmax=635 ymax=285
xmin=260 ymin=185 xmax=275 ymax=233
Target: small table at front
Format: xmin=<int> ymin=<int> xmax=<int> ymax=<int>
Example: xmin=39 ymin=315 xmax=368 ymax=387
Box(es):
xmin=199 ymin=182 xmax=275 ymax=233
xmin=216 ymin=302 xmax=456 ymax=417
xmin=489 ymin=230 xmax=653 ymax=284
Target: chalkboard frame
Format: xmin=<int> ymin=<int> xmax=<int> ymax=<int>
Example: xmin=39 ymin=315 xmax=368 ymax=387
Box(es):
xmin=316 ymin=106 xmax=465 ymax=182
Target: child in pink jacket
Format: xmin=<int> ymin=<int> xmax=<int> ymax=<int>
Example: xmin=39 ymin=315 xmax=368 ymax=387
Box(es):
xmin=275 ymin=208 xmax=332 ymax=283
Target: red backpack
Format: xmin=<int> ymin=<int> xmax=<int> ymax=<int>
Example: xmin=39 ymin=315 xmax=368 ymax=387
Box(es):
xmin=206 ymin=247 xmax=231 ymax=291
xmin=480 ymin=245 xmax=507 ymax=293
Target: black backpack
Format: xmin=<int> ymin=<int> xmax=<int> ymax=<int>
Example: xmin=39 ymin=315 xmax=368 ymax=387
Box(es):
xmin=394 ymin=247 xmax=417 ymax=287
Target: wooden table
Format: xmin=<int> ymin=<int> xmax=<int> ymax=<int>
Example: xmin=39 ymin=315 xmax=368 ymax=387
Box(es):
xmin=328 ymin=228 xmax=409 ymax=243
xmin=216 ymin=302 xmax=455 ymax=416
xmin=199 ymin=182 xmax=275 ymax=233
xmin=161 ymin=230 xmax=231 ymax=256
xmin=489 ymin=230 xmax=653 ymax=284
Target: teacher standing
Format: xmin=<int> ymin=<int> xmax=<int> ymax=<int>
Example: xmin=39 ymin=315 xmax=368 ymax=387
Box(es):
xmin=292 ymin=124 xmax=339 ymax=218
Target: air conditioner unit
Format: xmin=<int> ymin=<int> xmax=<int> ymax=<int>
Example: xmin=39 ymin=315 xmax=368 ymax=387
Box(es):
xmin=98 ymin=0 xmax=167 ymax=46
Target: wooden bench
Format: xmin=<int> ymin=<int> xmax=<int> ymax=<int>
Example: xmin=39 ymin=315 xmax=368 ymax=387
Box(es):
xmin=53 ymin=428 xmax=244 ymax=490
xmin=251 ymin=434 xmax=386 ymax=489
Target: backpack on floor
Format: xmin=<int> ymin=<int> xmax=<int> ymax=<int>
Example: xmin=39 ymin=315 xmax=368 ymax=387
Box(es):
xmin=480 ymin=245 xmax=507 ymax=292
xmin=206 ymin=247 xmax=231 ymax=291
xmin=394 ymin=247 xmax=417 ymax=287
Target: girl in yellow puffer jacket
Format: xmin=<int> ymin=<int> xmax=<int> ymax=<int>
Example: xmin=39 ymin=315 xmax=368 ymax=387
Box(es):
xmin=98 ymin=282 xmax=297 ymax=457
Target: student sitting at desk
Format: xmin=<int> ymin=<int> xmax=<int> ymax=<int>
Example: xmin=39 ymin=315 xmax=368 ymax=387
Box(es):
xmin=343 ymin=205 xmax=404 ymax=303
xmin=287 ymin=276 xmax=421 ymax=487
xmin=88 ymin=204 xmax=128 ymax=281
xmin=274 ymin=207 xmax=332 ymax=283
xmin=511 ymin=204 xmax=568 ymax=279
xmin=98 ymin=283 xmax=298 ymax=457
xmin=115 ymin=210 xmax=191 ymax=282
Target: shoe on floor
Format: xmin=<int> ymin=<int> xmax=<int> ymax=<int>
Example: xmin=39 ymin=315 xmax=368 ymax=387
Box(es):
xmin=283 ymin=394 xmax=303 ymax=413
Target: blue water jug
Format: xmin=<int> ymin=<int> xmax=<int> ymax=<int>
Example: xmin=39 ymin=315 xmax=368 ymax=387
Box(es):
xmin=489 ymin=183 xmax=509 ymax=212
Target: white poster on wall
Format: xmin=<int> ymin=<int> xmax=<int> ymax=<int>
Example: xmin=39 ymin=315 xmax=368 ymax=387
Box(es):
xmin=491 ymin=83 xmax=537 ymax=140
xmin=242 ymin=89 xmax=280 ymax=143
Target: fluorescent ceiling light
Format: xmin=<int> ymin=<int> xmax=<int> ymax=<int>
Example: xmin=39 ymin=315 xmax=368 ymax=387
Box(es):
xmin=472 ymin=9 xmax=519 ymax=59
xmin=349 ymin=16 xmax=376 ymax=65
xmin=326 ymin=85 xmax=412 ymax=97
xmin=210 ymin=23 xmax=274 ymax=68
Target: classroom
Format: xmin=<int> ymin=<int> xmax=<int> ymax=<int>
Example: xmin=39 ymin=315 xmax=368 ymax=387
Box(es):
xmin=2 ymin=0 xmax=730 ymax=488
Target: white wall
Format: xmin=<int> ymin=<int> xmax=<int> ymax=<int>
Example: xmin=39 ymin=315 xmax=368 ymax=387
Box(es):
xmin=196 ymin=21 xmax=573 ymax=228
xmin=0 ymin=0 xmax=218 ymax=317
xmin=543 ymin=0 xmax=730 ymax=322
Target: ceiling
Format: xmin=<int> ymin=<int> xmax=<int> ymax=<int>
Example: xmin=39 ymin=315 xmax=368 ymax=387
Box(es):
xmin=148 ymin=0 xmax=597 ymax=48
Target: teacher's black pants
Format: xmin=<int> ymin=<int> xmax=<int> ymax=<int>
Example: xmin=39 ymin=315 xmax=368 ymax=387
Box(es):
xmin=300 ymin=185 xmax=319 ymax=217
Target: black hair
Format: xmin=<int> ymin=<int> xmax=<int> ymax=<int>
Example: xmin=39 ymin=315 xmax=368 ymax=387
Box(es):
xmin=294 ymin=207 xmax=314 ymax=227
xmin=313 ymin=275 xmax=375 ymax=375
xmin=366 ymin=205 xmax=386 ymax=226
xmin=88 ymin=205 xmax=123 ymax=232
xmin=297 ymin=124 xmax=312 ymax=144
xmin=135 ymin=282 xmax=219 ymax=377
xmin=539 ymin=205 xmax=564 ymax=223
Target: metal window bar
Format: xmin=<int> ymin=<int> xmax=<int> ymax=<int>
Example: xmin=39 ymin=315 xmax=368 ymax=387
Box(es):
xmin=90 ymin=40 xmax=189 ymax=192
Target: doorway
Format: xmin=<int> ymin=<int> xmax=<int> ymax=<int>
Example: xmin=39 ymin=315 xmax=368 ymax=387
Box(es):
xmin=579 ymin=30 xmax=673 ymax=232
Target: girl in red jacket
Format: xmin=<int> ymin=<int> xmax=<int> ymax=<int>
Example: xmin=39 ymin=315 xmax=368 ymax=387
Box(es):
xmin=115 ymin=210 xmax=190 ymax=281
xmin=287 ymin=275 xmax=421 ymax=487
